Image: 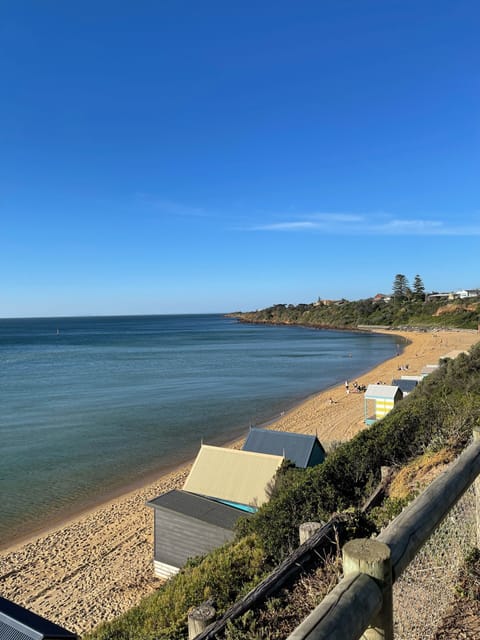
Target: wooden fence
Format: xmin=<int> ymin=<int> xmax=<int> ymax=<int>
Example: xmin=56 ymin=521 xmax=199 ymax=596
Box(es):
xmin=287 ymin=427 xmax=480 ymax=640
xmin=193 ymin=515 xmax=348 ymax=640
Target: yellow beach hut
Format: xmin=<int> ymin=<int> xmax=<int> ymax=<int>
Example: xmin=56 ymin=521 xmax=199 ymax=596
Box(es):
xmin=364 ymin=384 xmax=403 ymax=425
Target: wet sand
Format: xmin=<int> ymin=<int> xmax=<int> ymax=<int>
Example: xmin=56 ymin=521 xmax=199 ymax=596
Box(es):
xmin=0 ymin=328 xmax=478 ymax=635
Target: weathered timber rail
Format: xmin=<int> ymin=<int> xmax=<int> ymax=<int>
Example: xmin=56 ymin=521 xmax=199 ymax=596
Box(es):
xmin=287 ymin=428 xmax=480 ymax=640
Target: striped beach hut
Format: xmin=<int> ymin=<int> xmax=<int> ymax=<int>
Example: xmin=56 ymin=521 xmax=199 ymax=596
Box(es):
xmin=0 ymin=596 xmax=77 ymax=640
xmin=183 ymin=445 xmax=284 ymax=510
xmin=242 ymin=428 xmax=325 ymax=468
xmin=364 ymin=384 xmax=403 ymax=425
xmin=146 ymin=490 xmax=250 ymax=579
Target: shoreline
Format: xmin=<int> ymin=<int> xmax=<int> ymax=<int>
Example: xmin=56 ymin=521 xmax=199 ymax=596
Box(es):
xmin=0 ymin=328 xmax=400 ymax=554
xmin=1 ymin=328 xmax=478 ymax=635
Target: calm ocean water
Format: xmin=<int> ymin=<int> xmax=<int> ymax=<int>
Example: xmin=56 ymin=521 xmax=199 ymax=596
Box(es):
xmin=0 ymin=314 xmax=398 ymax=547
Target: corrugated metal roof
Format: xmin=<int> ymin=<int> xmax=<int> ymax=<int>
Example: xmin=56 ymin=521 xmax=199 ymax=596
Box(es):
xmin=365 ymin=384 xmax=401 ymax=400
xmin=391 ymin=378 xmax=418 ymax=393
xmin=183 ymin=445 xmax=284 ymax=508
xmin=147 ymin=490 xmax=248 ymax=529
xmin=0 ymin=597 xmax=76 ymax=640
xmin=0 ymin=620 xmax=38 ymax=640
xmin=242 ymin=428 xmax=324 ymax=468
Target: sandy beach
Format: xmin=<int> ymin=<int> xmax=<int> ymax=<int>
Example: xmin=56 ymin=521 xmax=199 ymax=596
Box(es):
xmin=1 ymin=328 xmax=478 ymax=636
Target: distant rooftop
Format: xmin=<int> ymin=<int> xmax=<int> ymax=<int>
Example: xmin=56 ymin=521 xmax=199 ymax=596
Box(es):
xmin=242 ymin=427 xmax=325 ymax=468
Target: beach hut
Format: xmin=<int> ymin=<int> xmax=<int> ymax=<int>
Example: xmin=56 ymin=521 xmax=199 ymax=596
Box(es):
xmin=146 ymin=490 xmax=250 ymax=579
xmin=399 ymin=375 xmax=424 ymax=382
xmin=441 ymin=350 xmax=468 ymax=360
xmin=0 ymin=596 xmax=77 ymax=640
xmin=183 ymin=445 xmax=284 ymax=510
xmin=242 ymin=427 xmax=325 ymax=468
xmin=421 ymin=364 xmax=440 ymax=377
xmin=391 ymin=378 xmax=418 ymax=397
xmin=364 ymin=384 xmax=403 ymax=425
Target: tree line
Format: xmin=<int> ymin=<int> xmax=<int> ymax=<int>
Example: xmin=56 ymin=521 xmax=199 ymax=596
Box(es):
xmin=392 ymin=273 xmax=425 ymax=300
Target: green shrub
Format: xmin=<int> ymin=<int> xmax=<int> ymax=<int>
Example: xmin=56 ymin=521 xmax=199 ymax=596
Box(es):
xmin=85 ymin=536 xmax=266 ymax=640
xmin=369 ymin=497 xmax=412 ymax=529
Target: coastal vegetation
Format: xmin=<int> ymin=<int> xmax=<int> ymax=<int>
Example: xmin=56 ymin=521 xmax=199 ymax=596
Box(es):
xmin=85 ymin=342 xmax=480 ymax=639
xmin=231 ymin=296 xmax=480 ymax=330
xmin=230 ymin=277 xmax=480 ymax=330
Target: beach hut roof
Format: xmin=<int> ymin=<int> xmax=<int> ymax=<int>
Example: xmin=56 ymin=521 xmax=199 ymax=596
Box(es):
xmin=421 ymin=364 xmax=440 ymax=375
xmin=400 ymin=375 xmax=424 ymax=382
xmin=441 ymin=350 xmax=468 ymax=360
xmin=147 ymin=489 xmax=248 ymax=529
xmin=0 ymin=596 xmax=77 ymax=639
xmin=365 ymin=384 xmax=402 ymax=400
xmin=391 ymin=378 xmax=418 ymax=393
xmin=242 ymin=427 xmax=325 ymax=468
xmin=183 ymin=445 xmax=284 ymax=508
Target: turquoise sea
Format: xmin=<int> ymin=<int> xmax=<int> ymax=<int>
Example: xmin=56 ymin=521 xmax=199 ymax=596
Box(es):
xmin=0 ymin=314 xmax=399 ymax=548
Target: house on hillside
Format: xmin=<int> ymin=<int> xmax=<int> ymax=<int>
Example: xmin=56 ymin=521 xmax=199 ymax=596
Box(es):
xmin=0 ymin=596 xmax=77 ymax=639
xmin=242 ymin=427 xmax=325 ymax=468
xmin=425 ymin=292 xmax=451 ymax=301
xmin=456 ymin=289 xmax=480 ymax=299
xmin=183 ymin=445 xmax=284 ymax=510
xmin=364 ymin=384 xmax=403 ymax=425
xmin=146 ymin=490 xmax=251 ymax=579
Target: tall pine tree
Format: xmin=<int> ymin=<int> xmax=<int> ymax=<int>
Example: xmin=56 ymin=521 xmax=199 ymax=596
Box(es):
xmin=392 ymin=274 xmax=409 ymax=299
xmin=413 ymin=274 xmax=425 ymax=300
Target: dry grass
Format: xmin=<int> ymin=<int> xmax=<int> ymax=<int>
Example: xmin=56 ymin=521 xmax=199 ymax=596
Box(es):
xmin=224 ymin=555 xmax=342 ymax=639
xmin=389 ymin=449 xmax=455 ymax=499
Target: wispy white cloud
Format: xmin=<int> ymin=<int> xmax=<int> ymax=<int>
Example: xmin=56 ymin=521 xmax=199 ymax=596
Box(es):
xmin=309 ymin=213 xmax=365 ymax=223
xmin=256 ymin=221 xmax=318 ymax=230
xmin=252 ymin=212 xmax=365 ymax=231
xmin=249 ymin=212 xmax=480 ymax=236
xmin=136 ymin=193 xmax=207 ymax=217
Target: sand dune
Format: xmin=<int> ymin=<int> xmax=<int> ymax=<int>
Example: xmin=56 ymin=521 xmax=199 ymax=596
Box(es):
xmin=0 ymin=328 xmax=478 ymax=635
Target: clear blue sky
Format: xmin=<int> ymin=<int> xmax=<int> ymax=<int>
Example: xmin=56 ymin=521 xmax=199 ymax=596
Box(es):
xmin=2 ymin=1 xmax=479 ymax=317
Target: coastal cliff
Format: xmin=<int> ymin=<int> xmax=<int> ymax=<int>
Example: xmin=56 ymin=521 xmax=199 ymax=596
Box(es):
xmin=229 ymin=296 xmax=480 ymax=330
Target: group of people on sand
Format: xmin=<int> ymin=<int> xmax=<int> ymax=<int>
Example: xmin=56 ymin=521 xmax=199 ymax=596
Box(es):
xmin=344 ymin=380 xmax=367 ymax=395
xmin=327 ymin=378 xmax=368 ymax=404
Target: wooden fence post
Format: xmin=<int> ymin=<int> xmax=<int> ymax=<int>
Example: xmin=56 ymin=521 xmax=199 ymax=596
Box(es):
xmin=188 ymin=603 xmax=216 ymax=639
xmin=380 ymin=466 xmax=392 ymax=482
xmin=473 ymin=427 xmax=480 ymax=547
xmin=343 ymin=538 xmax=393 ymax=640
xmin=299 ymin=521 xmax=325 ymax=545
